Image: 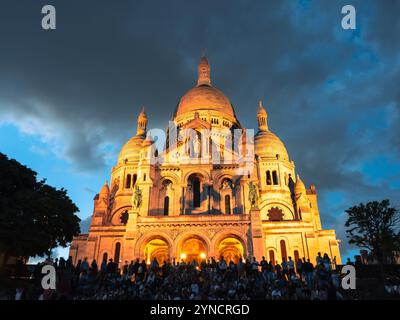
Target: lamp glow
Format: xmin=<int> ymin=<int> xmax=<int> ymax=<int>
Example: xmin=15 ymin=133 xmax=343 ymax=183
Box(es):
xmin=200 ymin=252 xmax=206 ymax=259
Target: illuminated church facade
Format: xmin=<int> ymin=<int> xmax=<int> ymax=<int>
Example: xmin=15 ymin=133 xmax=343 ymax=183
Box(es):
xmin=70 ymin=57 xmax=341 ymax=266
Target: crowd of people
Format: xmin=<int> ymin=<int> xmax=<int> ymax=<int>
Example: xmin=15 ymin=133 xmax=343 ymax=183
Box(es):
xmin=2 ymin=252 xmax=358 ymax=300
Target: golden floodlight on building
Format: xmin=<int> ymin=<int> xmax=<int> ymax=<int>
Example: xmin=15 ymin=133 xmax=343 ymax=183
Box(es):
xmin=69 ymin=55 xmax=341 ymax=268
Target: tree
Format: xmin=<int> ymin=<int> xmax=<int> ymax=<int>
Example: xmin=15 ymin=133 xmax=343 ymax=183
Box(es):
xmin=345 ymin=200 xmax=400 ymax=264
xmin=0 ymin=153 xmax=81 ymax=262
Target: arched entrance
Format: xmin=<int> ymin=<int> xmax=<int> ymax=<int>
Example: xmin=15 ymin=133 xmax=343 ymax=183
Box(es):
xmin=144 ymin=238 xmax=169 ymax=264
xmin=179 ymin=237 xmax=207 ymax=263
xmin=218 ymin=237 xmax=244 ymax=263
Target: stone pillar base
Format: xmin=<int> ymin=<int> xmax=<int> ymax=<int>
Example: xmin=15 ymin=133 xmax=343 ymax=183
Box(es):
xmin=249 ymin=207 xmax=266 ymax=260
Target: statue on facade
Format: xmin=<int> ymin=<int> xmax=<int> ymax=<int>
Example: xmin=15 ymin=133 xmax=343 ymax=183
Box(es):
xmin=248 ymin=181 xmax=259 ymax=209
xmin=192 ymin=134 xmax=201 ymax=158
xmin=132 ymin=185 xmax=142 ymax=210
xmin=221 ymin=179 xmax=232 ymax=190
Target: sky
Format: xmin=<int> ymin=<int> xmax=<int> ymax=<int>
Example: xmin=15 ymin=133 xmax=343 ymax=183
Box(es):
xmin=0 ymin=0 xmax=399 ymax=262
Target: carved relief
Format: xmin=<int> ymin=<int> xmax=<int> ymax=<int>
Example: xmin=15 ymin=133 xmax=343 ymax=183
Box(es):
xmin=267 ymin=207 xmax=284 ymax=221
xmin=207 ymin=228 xmax=217 ymax=239
xmin=170 ymin=229 xmax=180 ymax=240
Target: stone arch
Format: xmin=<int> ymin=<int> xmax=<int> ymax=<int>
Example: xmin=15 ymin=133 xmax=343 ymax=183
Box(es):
xmin=274 ymin=235 xmax=291 ymax=249
xmin=134 ymin=231 xmax=174 ymax=259
xmin=110 ymin=238 xmax=124 ymax=266
xmin=212 ymin=230 xmax=247 ymax=259
xmin=152 ymin=178 xmax=176 ymax=216
xmin=183 ymin=169 xmax=211 ymax=184
xmin=266 ymin=246 xmax=278 ymax=264
xmin=213 ymin=172 xmax=235 ymax=188
xmin=174 ymin=231 xmax=211 ymax=260
xmin=111 ymin=206 xmax=131 ymax=225
xmin=184 ymin=172 xmax=210 ymax=213
xmin=159 ymin=173 xmax=180 ymax=186
xmin=291 ymin=245 xmax=304 ymax=261
xmin=213 ymin=173 xmax=241 ymax=214
xmin=274 ymin=236 xmax=291 ymax=263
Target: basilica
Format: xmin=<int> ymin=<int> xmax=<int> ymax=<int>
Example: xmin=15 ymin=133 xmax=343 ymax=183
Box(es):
xmin=70 ymin=56 xmax=341 ymax=266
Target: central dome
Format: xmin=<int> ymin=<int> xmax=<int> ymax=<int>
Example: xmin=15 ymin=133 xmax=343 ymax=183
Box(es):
xmin=174 ymin=56 xmax=237 ymax=121
xmin=176 ymin=85 xmax=235 ymax=118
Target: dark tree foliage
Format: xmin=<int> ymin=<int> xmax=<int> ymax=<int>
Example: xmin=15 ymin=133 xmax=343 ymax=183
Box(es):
xmin=0 ymin=153 xmax=81 ymax=258
xmin=345 ymin=200 xmax=400 ymax=263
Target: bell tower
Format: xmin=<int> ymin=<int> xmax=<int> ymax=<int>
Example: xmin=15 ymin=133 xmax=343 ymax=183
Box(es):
xmin=257 ymin=101 xmax=268 ymax=131
xmin=136 ymin=107 xmax=148 ymax=136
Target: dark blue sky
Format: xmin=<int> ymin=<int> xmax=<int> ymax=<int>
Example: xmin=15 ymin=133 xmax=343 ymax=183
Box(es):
xmin=0 ymin=0 xmax=399 ymax=260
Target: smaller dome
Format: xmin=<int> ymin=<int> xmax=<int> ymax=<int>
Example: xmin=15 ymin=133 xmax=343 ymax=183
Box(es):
xmin=295 ymin=175 xmax=306 ymax=196
xmin=118 ymin=135 xmax=145 ymax=163
xmin=99 ymin=180 xmax=110 ymax=196
xmin=254 ymin=130 xmax=289 ymax=160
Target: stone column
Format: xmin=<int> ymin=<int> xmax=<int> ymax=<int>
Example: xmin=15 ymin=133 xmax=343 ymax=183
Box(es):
xmin=249 ymin=207 xmax=266 ymax=260
xmin=242 ymin=182 xmax=249 ymax=215
xmin=123 ymin=209 xmax=139 ymax=263
xmin=207 ymin=184 xmax=212 ymax=214
xmin=181 ymin=186 xmax=186 ymax=215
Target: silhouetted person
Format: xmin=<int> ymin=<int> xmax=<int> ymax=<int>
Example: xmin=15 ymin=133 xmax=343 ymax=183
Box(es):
xmin=287 ymin=256 xmax=295 ymax=277
xmin=316 ymin=252 xmax=323 ymax=265
xmin=260 ymin=256 xmax=268 ymax=273
xmin=150 ymin=258 xmax=159 ymax=272
xmin=346 ymin=258 xmax=354 ymax=266
xmin=296 ymin=257 xmax=303 ymax=280
xmin=106 ymin=259 xmax=115 ymax=274
xmin=91 ymin=259 xmax=98 ymax=275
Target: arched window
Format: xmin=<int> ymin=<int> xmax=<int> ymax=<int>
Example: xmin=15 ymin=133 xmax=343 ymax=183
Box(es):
xmin=193 ymin=177 xmax=201 ymax=208
xmin=125 ymin=174 xmax=131 ymax=188
xmin=266 ymin=171 xmax=272 ymax=185
xmin=164 ymin=196 xmax=169 ymax=216
xmin=132 ymin=174 xmax=137 ymax=186
xmin=269 ymin=250 xmax=275 ymax=265
xmin=143 ymin=173 xmax=147 ymax=181
xmin=224 ymin=195 xmax=231 ymax=214
xmin=280 ymin=240 xmax=287 ymax=262
xmin=272 ymin=171 xmax=279 ymax=185
xmin=114 ymin=242 xmax=121 ymax=264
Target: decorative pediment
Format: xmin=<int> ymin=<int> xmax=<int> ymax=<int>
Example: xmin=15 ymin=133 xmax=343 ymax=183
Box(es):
xmin=183 ymin=115 xmax=211 ymax=130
